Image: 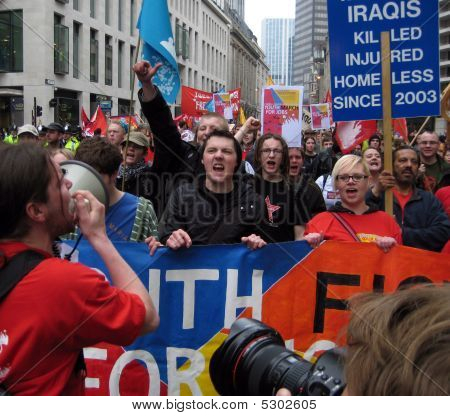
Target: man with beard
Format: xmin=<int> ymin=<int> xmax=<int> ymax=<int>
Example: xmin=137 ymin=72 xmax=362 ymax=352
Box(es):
xmin=367 ymin=146 xmax=450 ymax=252
xmin=0 ymin=143 xmax=159 ymax=395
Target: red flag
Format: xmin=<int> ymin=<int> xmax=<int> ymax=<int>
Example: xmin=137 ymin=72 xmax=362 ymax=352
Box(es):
xmin=181 ymin=86 xmax=213 ymax=117
xmin=81 ymin=107 xmax=90 ymax=130
xmin=83 ymin=106 xmax=107 ymax=137
xmin=335 ymin=120 xmax=377 ymax=154
xmin=392 ymin=118 xmax=408 ymax=142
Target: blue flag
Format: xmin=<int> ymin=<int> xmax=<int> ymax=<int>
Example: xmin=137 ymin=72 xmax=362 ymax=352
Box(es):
xmin=137 ymin=0 xmax=180 ymax=104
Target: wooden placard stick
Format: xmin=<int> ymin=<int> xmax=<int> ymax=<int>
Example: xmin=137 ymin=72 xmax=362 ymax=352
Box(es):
xmin=381 ymin=31 xmax=393 ymax=216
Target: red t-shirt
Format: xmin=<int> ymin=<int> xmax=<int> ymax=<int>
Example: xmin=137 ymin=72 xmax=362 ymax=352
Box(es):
xmin=0 ymin=242 xmax=145 ymax=395
xmin=305 ymin=210 xmax=402 ymax=244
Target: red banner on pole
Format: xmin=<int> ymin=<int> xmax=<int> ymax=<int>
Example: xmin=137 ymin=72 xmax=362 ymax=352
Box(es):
xmin=181 ymin=86 xmax=213 ymax=117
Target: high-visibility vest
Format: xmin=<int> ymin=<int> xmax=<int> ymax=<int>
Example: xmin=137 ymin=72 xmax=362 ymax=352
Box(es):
xmin=64 ymin=136 xmax=80 ymax=153
xmin=4 ymin=134 xmax=18 ymax=144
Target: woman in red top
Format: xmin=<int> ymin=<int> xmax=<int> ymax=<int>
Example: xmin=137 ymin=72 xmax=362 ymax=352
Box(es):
xmin=304 ymin=154 xmax=402 ymax=251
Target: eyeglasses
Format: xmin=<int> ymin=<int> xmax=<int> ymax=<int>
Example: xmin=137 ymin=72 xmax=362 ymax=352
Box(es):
xmin=261 ymin=148 xmax=283 ymax=155
xmin=336 ymin=174 xmax=368 ymax=183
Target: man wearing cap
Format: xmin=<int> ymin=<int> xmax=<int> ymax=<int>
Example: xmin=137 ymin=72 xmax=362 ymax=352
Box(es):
xmin=116 ymin=131 xmax=151 ymax=195
xmin=17 ymin=124 xmax=39 ymax=142
xmin=45 ymin=122 xmax=64 ymax=150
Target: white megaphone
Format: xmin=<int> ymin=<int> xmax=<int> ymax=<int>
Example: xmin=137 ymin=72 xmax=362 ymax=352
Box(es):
xmin=60 ymin=160 xmax=109 ymax=213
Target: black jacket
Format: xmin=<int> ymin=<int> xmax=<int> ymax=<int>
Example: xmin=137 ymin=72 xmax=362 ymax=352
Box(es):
xmin=130 ymin=88 xmax=202 ymax=217
xmin=158 ymin=176 xmax=263 ymax=245
xmin=292 ymin=174 xmax=326 ymax=220
xmin=366 ymin=187 xmax=450 ymax=252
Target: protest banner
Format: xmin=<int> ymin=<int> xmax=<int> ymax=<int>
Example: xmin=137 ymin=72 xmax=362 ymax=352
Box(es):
xmin=62 ymin=241 xmax=450 ymax=396
xmin=229 ymin=88 xmax=241 ymax=120
xmin=261 ymin=86 xmax=303 ymax=147
xmin=181 ymin=86 xmax=213 ymax=117
xmin=214 ymin=92 xmax=233 ymax=120
xmin=310 ymin=103 xmax=331 ymax=130
xmin=109 ymin=115 xmax=140 ymax=130
xmin=327 ymin=0 xmax=440 ymax=122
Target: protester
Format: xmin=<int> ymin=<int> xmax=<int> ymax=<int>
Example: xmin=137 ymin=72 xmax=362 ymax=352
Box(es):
xmin=50 ymin=148 xmax=74 ymax=164
xmin=345 ymin=285 xmax=450 ymax=395
xmin=116 ymin=131 xmax=152 ymax=196
xmin=304 ymin=155 xmax=401 ymax=251
xmin=303 ymin=135 xmax=319 ymax=179
xmin=252 ymin=134 xmax=307 ymax=242
xmin=0 ymin=143 xmax=159 ymax=395
xmin=45 ymin=122 xmax=65 ymax=150
xmin=73 ymin=139 xmax=158 ymax=242
xmin=17 ymin=124 xmax=39 ymax=143
xmin=367 ymin=134 xmax=382 ymax=151
xmin=148 ymin=129 xmax=265 ymax=254
xmin=195 ymin=113 xmax=229 ymax=147
xmin=107 ymin=121 xmax=126 ymax=147
xmin=363 ymin=147 xmax=382 ymax=190
xmin=417 ymin=131 xmax=450 ymax=192
xmin=367 ymin=146 xmax=450 ymax=252
xmin=288 ymin=147 xmax=326 ymax=220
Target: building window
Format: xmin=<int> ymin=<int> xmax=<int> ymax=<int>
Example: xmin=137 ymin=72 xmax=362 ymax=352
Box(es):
xmin=105 ymin=35 xmax=113 ymax=86
xmin=73 ymin=0 xmax=79 ymax=11
xmin=130 ymin=0 xmax=135 ymax=36
xmin=54 ymin=16 xmax=69 ymax=74
xmin=118 ymin=40 xmax=124 ymax=88
xmin=73 ymin=22 xmax=80 ymax=78
xmin=90 ymin=0 xmax=95 ymax=18
xmin=0 ymin=10 xmax=23 ymax=72
xmin=175 ymin=23 xmax=189 ymax=59
xmin=90 ymin=29 xmax=98 ymax=82
xmin=130 ymin=45 xmax=135 ymax=88
xmin=118 ymin=0 xmax=123 ymax=31
xmin=105 ymin=0 xmax=110 ymax=25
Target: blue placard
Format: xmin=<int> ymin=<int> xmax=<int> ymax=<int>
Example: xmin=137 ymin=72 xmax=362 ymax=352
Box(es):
xmin=327 ymin=0 xmax=440 ymax=121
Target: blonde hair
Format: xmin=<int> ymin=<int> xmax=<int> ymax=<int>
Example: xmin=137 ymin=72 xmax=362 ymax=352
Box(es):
xmin=331 ymin=154 xmax=369 ymax=189
xmin=346 ymin=285 xmax=450 ymax=395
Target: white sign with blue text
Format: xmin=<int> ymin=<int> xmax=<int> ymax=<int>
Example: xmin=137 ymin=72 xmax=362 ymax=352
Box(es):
xmin=327 ymin=0 xmax=440 ymax=121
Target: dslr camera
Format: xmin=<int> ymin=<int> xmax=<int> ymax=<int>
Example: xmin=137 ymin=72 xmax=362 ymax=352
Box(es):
xmin=209 ymin=318 xmax=345 ymax=396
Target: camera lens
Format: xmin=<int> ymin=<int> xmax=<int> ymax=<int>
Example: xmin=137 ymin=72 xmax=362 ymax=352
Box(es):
xmin=209 ymin=318 xmax=345 ymax=396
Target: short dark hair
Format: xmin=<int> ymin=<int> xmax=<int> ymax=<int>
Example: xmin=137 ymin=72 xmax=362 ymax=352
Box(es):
xmin=0 ymin=143 xmax=52 ymax=238
xmin=393 ymin=144 xmax=419 ymax=162
xmin=199 ymin=129 xmax=242 ymax=172
xmin=368 ymin=134 xmax=382 ymax=145
xmin=75 ymin=138 xmax=122 ymax=176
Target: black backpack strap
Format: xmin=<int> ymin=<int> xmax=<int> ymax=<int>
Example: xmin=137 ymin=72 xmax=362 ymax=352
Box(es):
xmin=0 ymin=250 xmax=46 ymax=301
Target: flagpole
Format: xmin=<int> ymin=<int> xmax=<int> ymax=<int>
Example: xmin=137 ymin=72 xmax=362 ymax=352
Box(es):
xmin=121 ymin=36 xmax=141 ymax=192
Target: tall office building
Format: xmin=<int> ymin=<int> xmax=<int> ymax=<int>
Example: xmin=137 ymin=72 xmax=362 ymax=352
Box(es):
xmin=292 ymin=0 xmax=328 ymax=102
xmin=261 ymin=19 xmax=294 ymax=86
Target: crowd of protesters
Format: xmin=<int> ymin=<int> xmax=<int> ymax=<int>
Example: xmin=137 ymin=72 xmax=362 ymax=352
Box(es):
xmin=1 ymin=60 xmax=450 ymax=395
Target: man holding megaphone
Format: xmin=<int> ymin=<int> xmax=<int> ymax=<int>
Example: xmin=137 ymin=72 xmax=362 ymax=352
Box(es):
xmin=0 ymin=143 xmax=159 ymax=395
